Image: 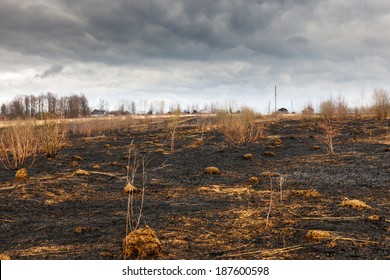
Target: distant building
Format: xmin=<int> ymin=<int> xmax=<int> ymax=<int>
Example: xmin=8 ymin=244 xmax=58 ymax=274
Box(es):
xmin=277 ymin=108 xmax=289 ymax=114
xmin=91 ymin=109 xmax=106 ymax=117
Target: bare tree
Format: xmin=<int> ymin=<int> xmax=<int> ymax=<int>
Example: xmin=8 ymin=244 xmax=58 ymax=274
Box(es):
xmin=157 ymin=100 xmax=165 ymax=115
xmin=46 ymin=92 xmax=57 ymax=116
xmin=130 ymin=101 xmax=137 ymax=115
xmin=79 ymin=94 xmax=90 ymax=116
xmin=372 ymin=89 xmax=390 ymax=121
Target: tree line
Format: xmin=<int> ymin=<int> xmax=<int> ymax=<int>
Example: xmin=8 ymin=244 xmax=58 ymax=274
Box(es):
xmin=0 ymin=93 xmax=90 ymax=119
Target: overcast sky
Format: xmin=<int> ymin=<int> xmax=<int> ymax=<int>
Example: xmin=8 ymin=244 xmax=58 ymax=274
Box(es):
xmin=1 ymin=0 xmax=390 ymax=112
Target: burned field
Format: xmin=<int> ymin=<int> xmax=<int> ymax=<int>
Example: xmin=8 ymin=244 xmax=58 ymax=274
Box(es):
xmin=0 ymin=116 xmax=389 ymax=259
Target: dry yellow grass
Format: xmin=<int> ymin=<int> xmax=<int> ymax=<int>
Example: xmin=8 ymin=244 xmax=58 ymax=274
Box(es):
xmin=341 ymin=199 xmax=372 ymax=209
xmin=74 ymin=169 xmax=90 ymax=176
xmin=273 ymin=137 xmax=283 ymax=146
xmin=248 ymin=176 xmax=260 ymax=184
xmin=243 ymin=153 xmax=253 ymax=160
xmin=368 ymin=215 xmax=381 ymax=221
xmin=260 ymin=171 xmax=280 ymax=177
xmin=291 ymin=189 xmax=322 ymax=198
xmin=188 ymin=140 xmax=204 ymax=149
xmin=73 ymin=226 xmax=88 ymax=234
xmin=306 ymin=230 xmax=332 ymax=241
xmin=0 ymin=253 xmax=11 ymax=260
xmin=124 ymin=183 xmax=139 ymax=194
xmin=204 ymin=166 xmax=221 ymax=175
xmin=198 ymin=185 xmax=222 ymax=193
xmin=73 ymin=155 xmax=83 ymax=161
xmin=45 ymin=189 xmax=71 ymax=205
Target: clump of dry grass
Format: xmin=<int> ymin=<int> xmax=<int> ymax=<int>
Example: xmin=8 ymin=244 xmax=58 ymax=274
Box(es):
xmin=124 ymin=183 xmax=139 ymax=194
xmin=122 ymin=226 xmax=161 ymax=259
xmin=248 ymin=176 xmax=260 ymax=184
xmin=260 ymin=171 xmax=280 ymax=177
xmin=204 ymin=166 xmax=221 ymax=175
xmin=15 ymin=167 xmax=29 ymax=181
xmin=273 ymin=137 xmax=282 ymax=146
xmin=306 ymin=230 xmax=332 ymax=242
xmin=243 ymin=153 xmax=253 ymax=160
xmin=341 ymin=199 xmax=372 ymax=209
xmin=291 ymin=189 xmax=322 ymax=198
xmin=368 ymin=215 xmax=382 ymax=221
xmin=198 ymin=185 xmax=222 ymax=193
xmin=35 ymin=118 xmax=68 ymax=158
xmin=74 ymin=169 xmax=90 ymax=176
xmin=216 ymin=107 xmax=266 ymax=147
xmin=73 ymin=226 xmax=88 ymax=234
xmin=0 ymin=120 xmax=38 ymax=169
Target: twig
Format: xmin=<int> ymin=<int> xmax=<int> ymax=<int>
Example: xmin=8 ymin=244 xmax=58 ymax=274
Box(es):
xmin=152 ymin=163 xmax=172 ymax=171
xmin=217 ymin=244 xmax=307 ymax=259
xmin=0 ymin=219 xmax=15 ymax=223
xmin=265 ymin=175 xmax=273 ymax=228
xmin=335 ymin=237 xmax=380 ymax=244
xmin=0 ymin=186 xmax=16 ymax=191
xmin=301 ymin=216 xmax=364 ymax=221
xmin=88 ymin=171 xmax=118 ymax=178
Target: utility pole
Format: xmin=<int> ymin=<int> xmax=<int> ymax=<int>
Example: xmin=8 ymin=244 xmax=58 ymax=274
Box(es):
xmin=274 ymin=85 xmax=277 ymax=113
xmin=291 ymin=99 xmax=294 ymax=113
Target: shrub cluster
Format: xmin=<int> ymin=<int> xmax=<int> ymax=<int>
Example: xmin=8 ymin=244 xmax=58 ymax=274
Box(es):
xmin=0 ymin=118 xmax=68 ymax=169
xmin=217 ymin=107 xmax=266 ymax=147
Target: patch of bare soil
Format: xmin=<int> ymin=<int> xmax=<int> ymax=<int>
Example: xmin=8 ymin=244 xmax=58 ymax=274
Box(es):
xmin=0 ymin=117 xmax=389 ymax=259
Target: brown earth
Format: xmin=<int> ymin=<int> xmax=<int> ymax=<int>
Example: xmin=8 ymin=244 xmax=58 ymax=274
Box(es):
xmin=0 ymin=116 xmax=389 ymax=259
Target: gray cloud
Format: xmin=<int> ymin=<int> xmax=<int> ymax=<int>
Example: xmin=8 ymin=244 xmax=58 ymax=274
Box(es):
xmin=36 ymin=65 xmax=64 ymax=79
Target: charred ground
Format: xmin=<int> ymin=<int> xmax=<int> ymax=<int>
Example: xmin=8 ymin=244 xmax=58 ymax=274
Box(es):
xmin=0 ymin=116 xmax=389 ymax=259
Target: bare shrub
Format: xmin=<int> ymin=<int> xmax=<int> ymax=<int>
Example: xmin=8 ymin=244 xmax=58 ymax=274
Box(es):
xmin=167 ymin=109 xmax=181 ymax=152
xmin=217 ymin=107 xmax=265 ymax=147
xmin=319 ymin=99 xmax=335 ymax=120
xmin=320 ymin=96 xmax=348 ymax=120
xmin=125 ymin=141 xmax=146 ymax=234
xmin=335 ymin=95 xmax=349 ymax=120
xmin=0 ymin=120 xmax=38 ymax=169
xmin=371 ymin=89 xmax=390 ymax=121
xmin=317 ymin=120 xmax=338 ymax=155
xmin=35 ymin=118 xmax=68 ymax=158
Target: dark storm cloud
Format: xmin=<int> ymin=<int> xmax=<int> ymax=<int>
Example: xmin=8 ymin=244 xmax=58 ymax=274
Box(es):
xmin=0 ymin=0 xmax=321 ymax=63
